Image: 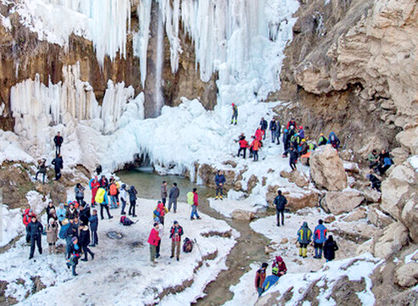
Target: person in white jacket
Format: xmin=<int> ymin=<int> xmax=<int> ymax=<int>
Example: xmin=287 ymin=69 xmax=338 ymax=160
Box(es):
xmin=120 ymin=184 xmax=128 ymax=215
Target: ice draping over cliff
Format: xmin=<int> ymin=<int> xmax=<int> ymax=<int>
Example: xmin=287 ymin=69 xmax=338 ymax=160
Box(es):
xmin=13 ymin=0 xmax=131 ymax=65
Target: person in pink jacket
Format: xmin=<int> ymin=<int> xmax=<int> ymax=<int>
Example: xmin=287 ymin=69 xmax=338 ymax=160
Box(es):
xmin=148 ymin=223 xmax=160 ymax=264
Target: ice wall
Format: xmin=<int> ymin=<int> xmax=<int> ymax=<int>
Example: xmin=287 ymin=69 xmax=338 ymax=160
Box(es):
xmin=14 ymin=0 xmax=131 ymax=65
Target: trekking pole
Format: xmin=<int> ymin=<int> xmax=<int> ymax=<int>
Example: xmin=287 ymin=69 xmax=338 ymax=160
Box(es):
xmin=193 ymin=238 xmax=209 ymax=267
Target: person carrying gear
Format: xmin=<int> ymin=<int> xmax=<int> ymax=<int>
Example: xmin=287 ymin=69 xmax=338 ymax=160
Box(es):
xmin=297 ymin=221 xmax=312 ymax=258
xmin=231 ymin=103 xmax=238 ymax=125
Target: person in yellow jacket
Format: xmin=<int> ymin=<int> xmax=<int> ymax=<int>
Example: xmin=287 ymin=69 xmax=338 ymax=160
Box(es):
xmin=297 ymin=221 xmax=312 ymax=258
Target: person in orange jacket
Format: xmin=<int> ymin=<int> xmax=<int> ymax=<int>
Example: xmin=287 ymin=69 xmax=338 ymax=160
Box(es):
xmin=250 ymin=137 xmax=261 ymax=161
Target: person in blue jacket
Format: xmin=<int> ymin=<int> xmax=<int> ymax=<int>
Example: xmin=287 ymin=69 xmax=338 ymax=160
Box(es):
xmin=262 ymin=267 xmax=280 ymax=294
xmin=88 ymin=209 xmax=99 ymax=247
xmin=313 ymin=219 xmax=327 ymax=259
xmin=215 ymin=170 xmax=226 ymax=200
xmin=56 ymin=203 xmax=66 ymax=225
xmin=327 ymin=132 xmax=340 ymax=150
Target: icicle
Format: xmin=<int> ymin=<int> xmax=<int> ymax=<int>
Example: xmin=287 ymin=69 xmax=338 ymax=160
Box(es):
xmin=134 ymin=0 xmax=152 ymax=87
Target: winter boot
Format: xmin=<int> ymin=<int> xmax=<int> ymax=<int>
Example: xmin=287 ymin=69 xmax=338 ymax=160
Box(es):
xmin=220 ymin=195 xmax=223 ymax=200
xmin=299 ymin=248 xmax=303 ymax=257
xmin=302 ymin=248 xmax=308 ymax=258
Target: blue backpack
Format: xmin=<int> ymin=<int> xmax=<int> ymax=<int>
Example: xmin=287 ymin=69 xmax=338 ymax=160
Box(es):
xmin=59 ymin=223 xmax=70 ymax=239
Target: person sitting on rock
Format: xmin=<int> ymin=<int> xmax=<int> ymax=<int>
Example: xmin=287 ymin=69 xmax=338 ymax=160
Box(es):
xmin=317 ymin=133 xmax=328 ymax=146
xmin=368 ymin=149 xmax=379 ymax=169
xmin=323 ymin=235 xmax=339 ymax=262
xmin=376 ymin=149 xmax=393 ymax=175
xmin=255 ymin=262 xmax=268 ymax=296
xmin=327 ymin=132 xmax=340 ymax=150
xmin=297 ymin=221 xmax=312 ymax=258
xmin=367 ymin=170 xmax=381 ymax=192
xmin=261 ymin=267 xmax=280 ymax=294
xmin=272 ymin=256 xmax=287 ymax=276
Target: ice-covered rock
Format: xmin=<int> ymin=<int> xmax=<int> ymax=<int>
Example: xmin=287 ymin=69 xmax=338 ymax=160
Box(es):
xmin=322 ymin=190 xmax=364 ymax=215
xmin=342 ymin=207 xmax=367 ymax=222
xmin=310 ymin=145 xmax=347 ymax=191
xmin=367 ymin=204 xmax=394 ymax=228
xmin=279 ymin=169 xmax=309 ymax=188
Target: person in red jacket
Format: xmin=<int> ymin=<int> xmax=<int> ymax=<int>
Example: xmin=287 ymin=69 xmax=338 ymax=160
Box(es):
xmin=148 ymin=223 xmax=161 ymax=264
xmin=190 ymin=188 xmax=201 ymax=220
xmin=250 ymin=137 xmax=261 ymax=161
xmin=255 ymin=127 xmax=263 ymax=141
xmin=89 ymin=176 xmax=100 ymax=207
xmin=272 ymin=256 xmax=287 ymax=276
xmin=255 ymin=262 xmax=268 ymax=296
xmin=237 ymin=135 xmax=248 ymax=159
xmin=286 ymin=119 xmax=297 ymax=130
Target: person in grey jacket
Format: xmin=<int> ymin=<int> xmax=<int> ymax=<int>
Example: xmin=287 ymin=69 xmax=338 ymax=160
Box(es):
xmin=74 ymin=183 xmax=85 ymax=204
xmin=168 ymin=183 xmax=180 ymax=213
xmin=161 ymin=181 xmax=168 ymax=205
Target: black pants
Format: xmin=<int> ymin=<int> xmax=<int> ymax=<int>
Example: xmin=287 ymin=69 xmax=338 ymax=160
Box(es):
xmin=82 ymin=245 xmax=94 ymax=259
xmin=29 ymin=235 xmax=42 ymax=258
xmin=253 ymin=150 xmax=259 ymax=161
xmin=100 ymin=204 xmax=112 ymax=219
xmin=162 ymin=198 xmax=167 ymax=205
xmin=237 ymin=147 xmax=246 ymax=158
xmin=76 ymin=196 xmax=84 ymax=204
xmin=290 ymin=159 xmax=297 ymax=170
xmin=91 ymin=230 xmax=98 ymax=245
xmin=156 ymin=240 xmax=161 ymax=257
xmin=276 ymin=210 xmax=284 ymax=225
xmin=55 ymin=169 xmax=61 ymax=180
xmin=216 ymin=186 xmax=224 ymax=196
xmin=129 ymin=200 xmax=136 ymax=216
xmin=35 ymin=171 xmax=46 ymax=183
xmin=56 ymin=145 xmax=61 ymax=155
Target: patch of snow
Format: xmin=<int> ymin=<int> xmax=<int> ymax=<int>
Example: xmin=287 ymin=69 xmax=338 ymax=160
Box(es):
xmin=209 ymin=198 xmax=264 ymax=218
xmin=409 ymin=155 xmax=418 ymax=171
xmin=405 ymin=249 xmax=418 ymax=264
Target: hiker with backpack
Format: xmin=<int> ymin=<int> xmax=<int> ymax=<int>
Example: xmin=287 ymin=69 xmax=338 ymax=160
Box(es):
xmin=183 ymin=237 xmax=193 ymax=253
xmin=35 ymin=158 xmax=47 ymax=184
xmin=109 ymin=178 xmax=119 ymax=209
xmin=46 ymin=218 xmax=58 ymax=254
xmin=120 ymin=216 xmax=135 ymax=226
xmin=297 ymin=222 xmax=312 ymax=258
xmin=262 ymin=267 xmax=280 ymax=294
xmin=168 ymin=183 xmax=180 ymax=213
xmin=272 ymin=256 xmax=287 ymax=276
xmin=215 ymin=170 xmax=226 ymax=200
xmin=170 ymin=221 xmax=183 ymax=261
xmin=67 ymin=237 xmax=81 ymax=276
xmin=120 ymin=184 xmax=128 ymax=215
xmin=95 ymin=187 xmax=113 ymax=220
xmin=89 ymin=176 xmax=100 ymax=206
xmin=88 ymin=209 xmax=98 ymax=247
xmin=188 ymin=188 xmax=201 ymax=220
xmin=323 ymin=235 xmax=339 ymax=262
xmin=255 ymin=263 xmax=268 ymax=296
xmin=27 ymin=215 xmax=43 ymax=259
xmin=148 ymin=223 xmax=161 ymax=264
xmin=74 ymin=183 xmax=85 ymax=205
xmin=274 ymin=190 xmax=287 ymax=227
xmin=79 ymin=224 xmax=94 ymax=261
xmin=327 ymin=132 xmax=340 ymax=150
xmin=154 ymin=201 xmax=168 ymax=225
xmin=53 ymin=132 xmax=63 ymax=156
xmin=313 ymin=220 xmax=327 ymax=259
xmin=128 ymin=185 xmax=138 ymax=217
xmin=231 ymin=103 xmax=238 ymax=125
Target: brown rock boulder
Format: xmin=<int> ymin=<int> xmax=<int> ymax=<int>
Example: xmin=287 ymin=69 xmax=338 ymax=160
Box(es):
xmin=367 ymin=204 xmax=394 ymax=228
xmin=231 ymin=209 xmax=255 ymax=221
xmin=284 ymin=190 xmax=319 ymax=211
xmin=310 ymin=145 xmax=347 ymax=191
xmin=373 ymin=222 xmax=409 ymax=259
xmin=395 ymin=262 xmax=418 ymax=287
xmin=280 ymin=170 xmax=309 ymax=188
xmin=343 ymin=207 xmax=367 ymax=222
xmin=322 ymin=190 xmax=364 ymax=215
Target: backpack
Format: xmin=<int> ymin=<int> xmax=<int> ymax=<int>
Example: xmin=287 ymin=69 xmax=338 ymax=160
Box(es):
xmin=187 ymin=192 xmax=194 ymax=205
xmin=59 ymin=223 xmax=70 ymax=239
xmin=183 ymin=237 xmax=193 ymax=253
xmin=109 ymin=183 xmax=117 ymax=196
xmin=153 ymin=209 xmax=161 ymax=217
xmin=95 ymin=188 xmax=106 ymax=204
xmin=120 ymin=216 xmax=134 ymax=226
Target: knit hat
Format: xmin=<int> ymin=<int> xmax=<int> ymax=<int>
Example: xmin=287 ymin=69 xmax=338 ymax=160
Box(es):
xmin=173 ymin=220 xmax=178 ymax=224
xmin=71 ymin=237 xmax=78 ymax=242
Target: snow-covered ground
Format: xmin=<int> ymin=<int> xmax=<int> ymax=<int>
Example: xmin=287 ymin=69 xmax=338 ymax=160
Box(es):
xmin=0 ymin=199 xmax=238 ymax=304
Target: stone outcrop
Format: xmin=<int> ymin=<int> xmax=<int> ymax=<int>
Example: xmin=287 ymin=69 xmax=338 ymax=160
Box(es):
xmin=231 ymin=209 xmax=255 ymax=221
xmin=321 ymin=189 xmax=364 ymax=215
xmin=280 ymin=170 xmax=309 ymax=188
xmin=367 ymin=205 xmax=394 ymax=228
xmin=310 ymin=145 xmax=347 ymax=191
xmin=373 ymin=222 xmax=409 ymax=259
xmin=395 ymin=262 xmax=418 ymax=287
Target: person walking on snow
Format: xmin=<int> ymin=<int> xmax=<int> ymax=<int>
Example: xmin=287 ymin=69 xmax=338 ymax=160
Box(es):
xmin=170 ymin=221 xmax=184 ymax=261
xmin=51 ymin=154 xmax=63 ymax=181
xmin=27 ymin=215 xmax=43 ymax=259
xmin=313 ymin=219 xmax=327 ymax=259
xmin=260 ymin=117 xmax=268 ymax=140
xmin=272 ymin=256 xmax=287 ymax=276
xmin=237 ymin=135 xmax=249 ymax=159
xmin=323 ymin=235 xmax=339 ymax=262
xmin=274 ymin=190 xmax=287 ymax=226
xmin=46 ymin=218 xmax=58 ymax=254
xmin=289 ymin=145 xmax=298 ymax=171
xmin=89 ymin=176 xmax=100 ymax=207
xmin=215 ymin=170 xmax=226 ymax=200
xmin=74 ymin=183 xmax=85 ymax=205
xmin=108 ymin=178 xmax=119 ymax=209
xmin=255 ymin=262 xmax=268 ymax=296
xmin=88 ymin=209 xmax=99 ymax=247
xmin=231 ymin=103 xmax=238 ymax=125
xmin=148 ymin=223 xmax=161 ymax=264
xmin=161 ymin=181 xmax=168 ymax=205
xmin=53 ymin=132 xmax=63 ymax=156
xmin=35 ymin=158 xmax=47 ymax=184
xmin=67 ymin=237 xmax=81 ymax=276
xmin=120 ymin=184 xmax=128 ymax=215
xmin=168 ymin=183 xmax=180 ymax=213
xmin=269 ymin=118 xmax=277 ymax=143
xmin=128 ymin=185 xmax=138 ymax=217
xmin=188 ymin=188 xmax=201 ymax=220
xmin=282 ymin=129 xmax=290 ymax=156
xmin=297 ymin=221 xmax=312 ymax=258
xmin=95 ymin=187 xmax=113 ymax=220
xmin=250 ymin=137 xmax=261 ymax=162
xmin=262 ymin=267 xmax=280 ymax=294
xmin=255 ymin=127 xmax=263 ymax=142
xmin=154 ymin=201 xmax=168 ymax=225
xmin=79 ymin=224 xmax=94 ymax=261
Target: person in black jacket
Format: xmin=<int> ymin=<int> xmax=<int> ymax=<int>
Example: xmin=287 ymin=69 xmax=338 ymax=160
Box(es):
xmin=46 ymin=201 xmax=56 ymax=224
xmin=51 ymin=154 xmax=63 ymax=181
xmin=273 ymin=190 xmax=287 ymax=226
xmin=289 ymin=145 xmax=298 ymax=171
xmin=27 ymin=215 xmax=43 ymax=259
xmin=53 ymin=132 xmax=63 ymax=155
xmin=35 ymin=158 xmax=47 ymax=184
xmin=79 ymin=203 xmax=90 ymax=225
xmin=79 ymin=225 xmax=94 ymax=261
xmin=323 ymin=235 xmax=339 ymax=262
xmin=260 ymin=117 xmax=268 ymax=140
xmin=128 ymin=185 xmax=138 ymax=217
xmin=168 ymin=183 xmax=180 ymax=213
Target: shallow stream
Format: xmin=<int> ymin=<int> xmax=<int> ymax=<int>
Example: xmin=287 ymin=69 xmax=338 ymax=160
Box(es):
xmin=117 ymin=168 xmax=269 ymax=305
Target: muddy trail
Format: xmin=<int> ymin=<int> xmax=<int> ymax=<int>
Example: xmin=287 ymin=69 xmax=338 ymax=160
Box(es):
xmin=117 ymin=169 xmax=270 ymax=305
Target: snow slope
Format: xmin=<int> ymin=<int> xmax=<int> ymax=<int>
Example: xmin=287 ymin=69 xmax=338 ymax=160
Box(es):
xmin=1 ymin=199 xmax=237 ymax=304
